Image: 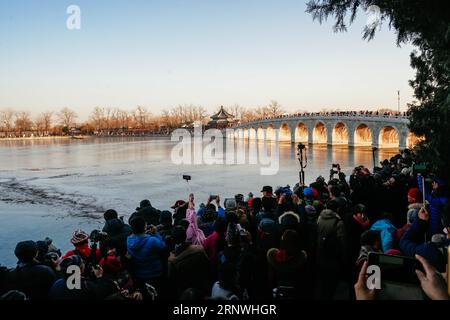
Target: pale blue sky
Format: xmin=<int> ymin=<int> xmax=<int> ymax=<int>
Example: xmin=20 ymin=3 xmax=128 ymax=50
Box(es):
xmin=0 ymin=0 xmax=415 ymax=120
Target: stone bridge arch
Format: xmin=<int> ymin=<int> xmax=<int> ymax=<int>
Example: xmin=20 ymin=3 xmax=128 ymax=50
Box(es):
xmin=230 ymin=115 xmax=412 ymax=149
xmin=313 ymin=121 xmax=327 ymax=144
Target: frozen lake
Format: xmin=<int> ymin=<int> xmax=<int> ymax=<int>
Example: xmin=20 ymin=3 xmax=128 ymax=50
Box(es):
xmin=0 ymin=137 xmax=398 ymax=266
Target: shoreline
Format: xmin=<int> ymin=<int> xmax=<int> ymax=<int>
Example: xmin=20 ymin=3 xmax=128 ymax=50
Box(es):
xmin=0 ymin=136 xmax=73 ymax=142
xmin=0 ymin=134 xmax=171 ymax=142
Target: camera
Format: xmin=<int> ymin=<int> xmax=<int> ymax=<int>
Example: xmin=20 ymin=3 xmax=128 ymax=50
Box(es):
xmin=297 ymin=143 xmax=306 ymax=151
xmin=182 ymin=175 xmax=191 ymax=181
xmin=210 ymin=195 xmax=218 ymax=200
xmin=329 ymin=164 xmax=340 ymax=178
xmin=90 ymin=229 xmax=108 ymax=243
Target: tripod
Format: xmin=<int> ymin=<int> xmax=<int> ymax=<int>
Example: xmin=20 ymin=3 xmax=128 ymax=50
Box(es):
xmin=297 ymin=143 xmax=307 ymax=187
xmin=372 ymin=147 xmax=378 ymax=172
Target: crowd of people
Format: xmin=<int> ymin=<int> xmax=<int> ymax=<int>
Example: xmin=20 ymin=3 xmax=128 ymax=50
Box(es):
xmin=244 ymin=110 xmax=409 ymax=124
xmin=0 ymin=149 xmax=449 ymax=301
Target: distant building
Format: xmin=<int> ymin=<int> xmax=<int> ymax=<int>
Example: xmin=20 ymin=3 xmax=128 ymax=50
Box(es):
xmin=207 ymin=106 xmax=235 ymax=129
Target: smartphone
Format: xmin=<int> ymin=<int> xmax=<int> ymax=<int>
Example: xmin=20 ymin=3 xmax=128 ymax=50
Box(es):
xmin=182 ymin=175 xmax=191 ymax=181
xmin=210 ymin=195 xmax=218 ymax=200
xmin=368 ymin=252 xmax=424 ymax=300
xmin=224 ymin=198 xmax=237 ymax=210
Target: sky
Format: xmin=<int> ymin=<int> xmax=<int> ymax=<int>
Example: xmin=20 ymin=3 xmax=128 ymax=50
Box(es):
xmin=0 ymin=0 xmax=416 ymax=121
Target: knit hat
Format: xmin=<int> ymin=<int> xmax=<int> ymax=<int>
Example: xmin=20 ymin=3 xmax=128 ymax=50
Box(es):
xmin=305 ymin=205 xmax=317 ymax=216
xmin=71 ymin=229 xmax=89 ymax=245
xmin=14 ymin=241 xmax=38 ymax=263
xmin=303 ymin=188 xmax=314 ymax=198
xmin=259 ymin=218 xmax=276 ymax=234
xmin=407 ymin=188 xmax=422 ymax=204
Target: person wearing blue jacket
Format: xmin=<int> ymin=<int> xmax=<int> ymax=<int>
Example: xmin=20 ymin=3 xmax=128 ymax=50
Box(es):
xmin=400 ymin=205 xmax=450 ymax=273
xmin=369 ymin=213 xmax=397 ymax=253
xmin=127 ymin=217 xmax=166 ymax=298
xmin=417 ymin=174 xmax=448 ymax=237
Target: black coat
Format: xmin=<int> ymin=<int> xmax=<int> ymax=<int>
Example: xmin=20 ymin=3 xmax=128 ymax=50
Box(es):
xmin=8 ymin=262 xmax=56 ymax=300
xmin=102 ymin=218 xmax=132 ymax=255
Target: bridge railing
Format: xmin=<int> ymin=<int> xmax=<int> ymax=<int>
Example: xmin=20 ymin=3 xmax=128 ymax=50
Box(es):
xmin=234 ymin=111 xmax=409 ymax=127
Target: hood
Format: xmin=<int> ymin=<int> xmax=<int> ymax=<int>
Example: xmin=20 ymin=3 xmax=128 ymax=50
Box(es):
xmin=127 ymin=235 xmax=149 ymax=252
xmin=104 ymin=218 xmax=125 ymax=233
xmin=140 ymin=200 xmax=151 ymax=209
xmin=319 ymin=209 xmax=340 ymax=220
xmin=371 ymin=219 xmax=396 ymax=233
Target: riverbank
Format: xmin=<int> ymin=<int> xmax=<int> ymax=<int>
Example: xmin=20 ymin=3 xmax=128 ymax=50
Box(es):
xmin=0 ymin=136 xmax=76 ymax=142
xmin=0 ymin=134 xmax=170 ymax=142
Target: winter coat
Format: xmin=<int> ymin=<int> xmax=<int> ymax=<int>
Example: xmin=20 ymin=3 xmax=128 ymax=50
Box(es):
xmin=186 ymin=208 xmax=206 ymax=246
xmin=370 ymin=219 xmax=397 ymax=253
xmin=418 ymin=175 xmax=448 ymax=236
xmin=345 ymin=214 xmax=370 ymax=265
xmin=400 ymin=218 xmax=450 ymax=272
xmin=127 ymin=233 xmax=166 ymax=281
xmin=63 ymin=242 xmax=101 ymax=263
xmin=168 ymin=244 xmax=211 ymax=297
xmin=8 ymin=262 xmax=56 ymax=300
xmin=48 ymin=277 xmax=117 ymax=300
xmin=102 ymin=218 xmax=132 ymax=255
xmin=267 ymin=248 xmax=308 ymax=299
xmin=203 ymin=231 xmax=224 ymax=261
xmin=316 ymin=209 xmax=347 ymax=271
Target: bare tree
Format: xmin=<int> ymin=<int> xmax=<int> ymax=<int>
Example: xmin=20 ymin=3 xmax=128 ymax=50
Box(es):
xmin=35 ymin=111 xmax=53 ymax=134
xmin=116 ymin=109 xmax=131 ymax=129
xmin=14 ymin=111 xmax=34 ymax=134
xmin=58 ymin=107 xmax=78 ymax=128
xmin=134 ymin=106 xmax=152 ymax=129
xmin=0 ymin=109 xmax=16 ymax=133
xmin=265 ymin=100 xmax=284 ymax=117
xmin=90 ymin=107 xmax=105 ymax=130
xmin=229 ymin=104 xmax=244 ymax=120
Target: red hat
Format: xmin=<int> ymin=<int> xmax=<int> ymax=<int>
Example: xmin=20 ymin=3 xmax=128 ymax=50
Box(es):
xmin=171 ymin=200 xmax=186 ymax=209
xmin=408 ymin=188 xmax=422 ymax=204
xmin=71 ymin=230 xmax=89 ymax=245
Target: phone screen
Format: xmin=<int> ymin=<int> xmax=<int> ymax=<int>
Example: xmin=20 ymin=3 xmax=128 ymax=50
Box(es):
xmin=368 ymin=252 xmax=424 ymax=300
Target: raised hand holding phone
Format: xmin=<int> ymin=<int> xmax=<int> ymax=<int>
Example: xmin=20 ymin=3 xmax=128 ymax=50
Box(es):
xmin=415 ymin=255 xmax=449 ymax=300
